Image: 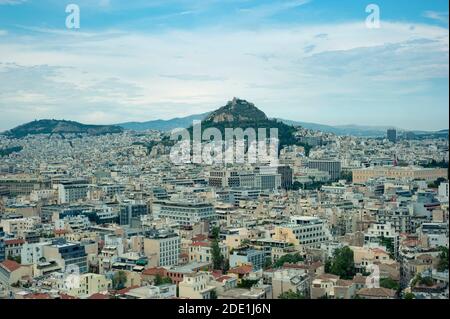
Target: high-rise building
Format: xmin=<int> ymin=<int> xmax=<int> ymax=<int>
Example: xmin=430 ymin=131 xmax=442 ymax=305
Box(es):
xmin=43 ymin=240 xmax=88 ymax=273
xmin=119 ymin=202 xmax=148 ymax=226
xmin=0 ymin=227 xmax=5 ymax=262
xmin=387 ymin=128 xmax=397 ymax=143
xmin=276 ymin=165 xmax=293 ymax=189
xmin=307 ymin=159 xmax=342 ymax=181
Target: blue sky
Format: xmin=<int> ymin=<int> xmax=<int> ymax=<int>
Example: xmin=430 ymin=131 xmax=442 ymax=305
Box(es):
xmin=0 ymin=0 xmax=448 ymax=131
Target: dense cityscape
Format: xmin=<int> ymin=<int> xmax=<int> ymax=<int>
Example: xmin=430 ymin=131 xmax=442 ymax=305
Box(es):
xmin=0 ymin=98 xmax=448 ymax=300
xmin=0 ymin=0 xmax=448 ymax=310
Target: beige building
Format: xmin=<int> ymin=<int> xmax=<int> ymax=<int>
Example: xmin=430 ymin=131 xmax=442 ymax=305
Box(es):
xmin=188 ymin=241 xmax=228 ymax=264
xmin=311 ymin=274 xmax=357 ymax=299
xmin=143 ymin=231 xmax=180 ymax=267
xmin=356 ymin=287 xmax=396 ymax=299
xmin=178 ymin=272 xmax=215 ymax=299
xmin=224 ymin=234 xmax=242 ymax=250
xmin=272 ymin=226 xmax=300 ymax=246
xmin=0 ymin=260 xmax=32 ymax=286
xmin=350 ymin=246 xmax=395 ymax=271
xmin=0 ymin=217 xmax=40 ymax=234
xmin=352 ymin=167 xmax=447 ymax=184
xmin=272 ymin=268 xmax=309 ymax=299
xmin=65 ymin=273 xmax=112 ymax=298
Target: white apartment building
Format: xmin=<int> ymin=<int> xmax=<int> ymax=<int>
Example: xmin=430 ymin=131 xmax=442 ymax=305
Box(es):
xmin=152 ymin=200 xmax=216 ymax=226
xmin=208 ymin=168 xmax=281 ymax=191
xmin=55 ymin=215 xmax=91 ymax=232
xmin=124 ymin=284 xmax=177 ymax=299
xmin=58 ymin=182 xmax=89 ymax=204
xmin=144 ymin=230 xmax=180 ymax=267
xmin=293 ymin=216 xmax=331 ymax=247
xmin=21 ymin=242 xmax=52 ymax=265
xmin=364 ymin=223 xmax=400 ymax=257
xmin=438 ymin=182 xmax=449 ymax=202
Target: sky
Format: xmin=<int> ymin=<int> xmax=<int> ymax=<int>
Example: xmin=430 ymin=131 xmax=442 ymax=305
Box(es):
xmin=0 ymin=0 xmax=448 ymax=131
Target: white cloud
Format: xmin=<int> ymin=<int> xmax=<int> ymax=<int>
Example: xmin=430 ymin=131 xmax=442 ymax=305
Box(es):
xmin=237 ymin=0 xmax=311 ymax=19
xmin=0 ymin=0 xmax=27 ymax=5
xmin=423 ymin=11 xmax=449 ymax=24
xmin=0 ymin=20 xmax=448 ymax=130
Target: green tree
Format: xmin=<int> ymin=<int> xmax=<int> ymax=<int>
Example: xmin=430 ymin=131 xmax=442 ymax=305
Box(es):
xmin=278 ymin=290 xmax=306 ymax=299
xmin=324 ymin=259 xmax=332 ymax=273
xmin=379 ymin=237 xmax=395 ymax=259
xmin=211 ymin=227 xmax=225 ymax=271
xmin=237 ymin=279 xmax=259 ymax=289
xmin=154 ymin=274 xmax=172 ymax=286
xmin=411 ymin=274 xmax=421 ymax=287
xmin=437 ymin=246 xmax=449 ymax=272
xmin=210 ymin=290 xmax=218 ymax=299
xmin=340 ymin=170 xmax=352 ymax=183
xmin=7 ymin=255 xmax=21 ymax=264
xmin=403 ymin=292 xmax=415 ymax=299
xmin=419 ymin=276 xmax=434 ymax=287
xmin=112 ymin=271 xmax=127 ymax=290
xmin=380 ymin=278 xmax=400 ymax=291
xmin=274 ymin=253 xmax=304 ymax=268
xmin=328 ymin=246 xmax=355 ymax=280
xmin=264 ymin=257 xmax=273 ymax=270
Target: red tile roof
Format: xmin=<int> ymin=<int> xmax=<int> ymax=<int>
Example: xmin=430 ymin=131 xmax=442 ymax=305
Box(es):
xmin=0 ymin=260 xmax=21 ymax=272
xmin=24 ymin=293 xmax=51 ymax=299
xmin=142 ymin=267 xmax=167 ymax=276
xmin=211 ymin=270 xmax=223 ymax=278
xmin=190 ymin=241 xmax=211 ymax=247
xmin=357 ymin=287 xmax=396 ymax=298
xmin=282 ymin=263 xmax=308 ymax=270
xmin=115 ymin=285 xmax=140 ymax=295
xmin=59 ymin=293 xmax=79 ymax=299
xmin=216 ymin=275 xmax=233 ymax=283
xmin=228 ymin=265 xmax=253 ymax=275
xmin=371 ymin=248 xmax=388 ymax=255
xmin=88 ymin=293 xmax=110 ymax=299
xmin=192 ymin=234 xmax=208 ymax=241
xmin=4 ymin=238 xmax=25 ymax=246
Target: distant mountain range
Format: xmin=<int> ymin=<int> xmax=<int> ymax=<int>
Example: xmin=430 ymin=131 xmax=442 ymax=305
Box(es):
xmin=3 ymin=100 xmax=448 ymax=139
xmin=276 ymin=120 xmax=448 ymax=137
xmin=116 ymin=106 xmax=448 ymax=138
xmin=117 ymin=113 xmax=210 ymax=132
xmin=3 ymin=119 xmax=123 ymax=138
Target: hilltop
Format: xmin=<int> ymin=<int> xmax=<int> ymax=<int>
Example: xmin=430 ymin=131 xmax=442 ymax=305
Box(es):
xmin=3 ymin=119 xmax=124 ymax=138
xmin=187 ymin=97 xmax=308 ymax=153
xmin=205 ymin=98 xmax=268 ymax=123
